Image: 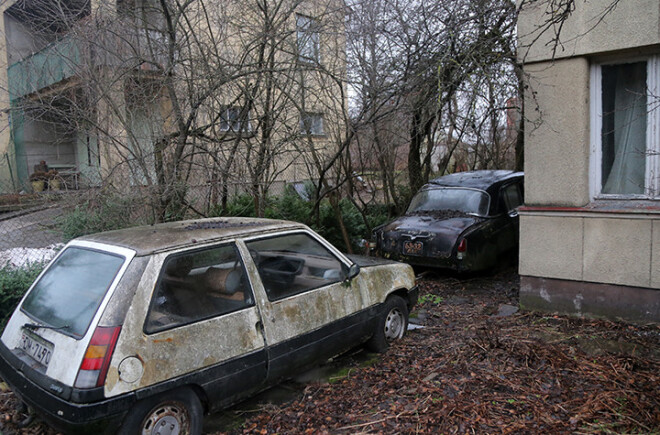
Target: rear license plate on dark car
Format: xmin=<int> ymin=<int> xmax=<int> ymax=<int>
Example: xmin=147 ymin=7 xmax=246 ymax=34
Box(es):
xmin=403 ymin=241 xmax=423 ymax=256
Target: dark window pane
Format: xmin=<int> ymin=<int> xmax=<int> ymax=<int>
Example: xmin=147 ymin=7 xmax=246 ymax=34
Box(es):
xmin=601 ymin=62 xmax=647 ymax=194
xmin=502 ymin=184 xmax=522 ymax=212
xmin=407 ymin=188 xmax=490 ymax=216
xmin=297 ymin=14 xmax=319 ymax=62
xmin=21 ymin=247 xmax=125 ymax=338
xmin=246 ymin=233 xmax=342 ymax=301
xmin=145 ymin=243 xmax=253 ymax=333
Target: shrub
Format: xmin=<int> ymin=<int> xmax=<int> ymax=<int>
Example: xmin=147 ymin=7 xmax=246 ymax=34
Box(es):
xmin=0 ymin=262 xmax=45 ymax=328
xmin=56 ymin=194 xmax=143 ymax=241
xmin=211 ymin=188 xmax=391 ymax=253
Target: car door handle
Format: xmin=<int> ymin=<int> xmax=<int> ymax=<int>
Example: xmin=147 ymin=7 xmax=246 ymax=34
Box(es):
xmin=255 ymin=321 xmax=264 ymax=333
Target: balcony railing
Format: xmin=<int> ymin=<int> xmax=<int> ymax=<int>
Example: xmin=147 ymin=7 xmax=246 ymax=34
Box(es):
xmin=6 ymin=24 xmax=170 ymax=101
xmin=7 ymin=36 xmax=83 ymax=101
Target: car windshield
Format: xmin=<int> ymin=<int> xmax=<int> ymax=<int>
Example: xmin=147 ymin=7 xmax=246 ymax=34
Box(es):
xmin=21 ymin=247 xmax=125 ymax=338
xmin=407 ymin=187 xmax=490 ymax=216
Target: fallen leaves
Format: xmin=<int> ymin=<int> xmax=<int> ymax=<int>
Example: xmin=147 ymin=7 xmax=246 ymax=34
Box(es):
xmin=220 ymin=269 xmax=660 ymax=434
xmin=0 ymin=269 xmax=658 ymax=434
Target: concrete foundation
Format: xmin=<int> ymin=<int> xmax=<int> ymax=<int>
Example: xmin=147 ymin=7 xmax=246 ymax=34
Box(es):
xmin=520 ymin=275 xmax=660 ymax=324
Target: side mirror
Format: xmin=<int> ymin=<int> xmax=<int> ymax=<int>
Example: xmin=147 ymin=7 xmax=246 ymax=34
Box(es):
xmin=348 ymin=263 xmax=360 ymax=279
xmin=342 ymin=263 xmax=360 ymax=283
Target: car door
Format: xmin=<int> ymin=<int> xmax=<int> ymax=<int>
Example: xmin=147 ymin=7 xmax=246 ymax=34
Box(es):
xmin=496 ymin=180 xmax=524 ymax=254
xmin=241 ymin=231 xmax=365 ymax=382
xmin=108 ymin=241 xmax=267 ymax=409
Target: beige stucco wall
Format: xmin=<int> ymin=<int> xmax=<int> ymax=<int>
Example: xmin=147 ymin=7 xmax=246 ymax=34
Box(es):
xmin=582 ymin=218 xmax=653 ymax=288
xmin=518 ymin=0 xmax=660 ymax=63
xmin=524 ymin=58 xmax=590 ymax=206
xmin=519 ymin=214 xmax=583 ymax=280
xmin=520 ymin=212 xmax=660 ymax=290
xmin=652 ymin=220 xmax=660 ymax=288
xmin=0 ymin=0 xmax=347 ymax=193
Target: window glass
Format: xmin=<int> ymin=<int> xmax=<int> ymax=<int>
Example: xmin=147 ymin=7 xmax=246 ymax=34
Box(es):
xmin=407 ymin=188 xmax=490 ymax=216
xmin=145 ymin=243 xmax=253 ymax=333
xmin=501 ymin=183 xmax=522 ymax=212
xmin=296 ymin=14 xmax=319 ymax=62
xmin=21 ymin=247 xmax=125 ymax=338
xmin=220 ymin=106 xmax=250 ymax=132
xmin=246 ymin=233 xmax=343 ymax=301
xmin=601 ymin=62 xmax=647 ymax=195
xmin=300 ymin=112 xmax=324 ymax=135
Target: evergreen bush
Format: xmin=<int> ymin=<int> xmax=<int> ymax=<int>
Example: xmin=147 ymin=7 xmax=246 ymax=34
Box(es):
xmin=0 ymin=262 xmax=45 ymax=327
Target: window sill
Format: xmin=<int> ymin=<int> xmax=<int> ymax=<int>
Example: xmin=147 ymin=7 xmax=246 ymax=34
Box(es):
xmin=219 ymin=130 xmax=255 ymax=138
xmin=520 ymin=199 xmax=660 ymax=216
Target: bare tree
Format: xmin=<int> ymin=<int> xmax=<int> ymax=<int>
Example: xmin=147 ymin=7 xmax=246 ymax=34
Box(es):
xmin=346 ymin=0 xmax=520 ymax=215
xmin=4 ymin=0 xmax=350 ymax=222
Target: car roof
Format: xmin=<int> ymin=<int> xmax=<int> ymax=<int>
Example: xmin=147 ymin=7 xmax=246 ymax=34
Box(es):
xmin=428 ymin=170 xmax=523 ymax=191
xmin=77 ymin=217 xmax=306 ymax=256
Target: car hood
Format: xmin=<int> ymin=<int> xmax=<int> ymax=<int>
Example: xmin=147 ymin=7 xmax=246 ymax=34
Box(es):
xmin=380 ymin=211 xmax=483 ymax=236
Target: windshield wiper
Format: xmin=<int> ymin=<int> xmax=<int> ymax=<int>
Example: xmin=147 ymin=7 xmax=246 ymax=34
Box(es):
xmin=23 ymin=322 xmax=70 ymax=332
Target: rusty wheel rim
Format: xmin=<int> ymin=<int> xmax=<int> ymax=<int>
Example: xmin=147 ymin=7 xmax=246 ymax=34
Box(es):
xmin=141 ymin=401 xmax=191 ymax=435
xmin=384 ymin=307 xmax=405 ymax=341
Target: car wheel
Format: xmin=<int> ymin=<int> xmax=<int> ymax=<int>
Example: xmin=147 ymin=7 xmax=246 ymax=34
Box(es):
xmin=119 ymin=387 xmax=203 ymax=435
xmin=366 ymin=295 xmax=408 ymax=353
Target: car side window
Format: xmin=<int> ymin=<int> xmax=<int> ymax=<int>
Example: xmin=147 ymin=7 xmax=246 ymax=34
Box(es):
xmin=145 ymin=243 xmax=254 ymax=333
xmin=501 ymin=183 xmax=523 ymax=213
xmin=245 ymin=233 xmax=344 ymax=301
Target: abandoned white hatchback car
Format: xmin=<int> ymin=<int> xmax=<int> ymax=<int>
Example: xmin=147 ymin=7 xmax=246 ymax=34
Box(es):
xmin=0 ymin=218 xmax=417 ymax=433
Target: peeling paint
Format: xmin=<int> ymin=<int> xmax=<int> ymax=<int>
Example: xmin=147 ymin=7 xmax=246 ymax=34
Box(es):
xmin=573 ymin=293 xmax=584 ymax=313
xmin=105 ymin=367 xmax=119 ymax=391
xmin=540 ymin=287 xmax=552 ymax=303
xmin=106 ymin=253 xmax=265 ymax=398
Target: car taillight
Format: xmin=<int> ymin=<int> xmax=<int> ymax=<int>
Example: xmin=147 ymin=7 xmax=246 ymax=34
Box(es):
xmin=74 ymin=326 xmax=121 ymax=389
xmin=457 ymin=238 xmax=467 ymax=259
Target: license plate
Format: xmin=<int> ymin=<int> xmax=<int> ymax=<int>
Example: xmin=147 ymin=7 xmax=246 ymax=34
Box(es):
xmin=20 ymin=330 xmax=53 ymax=367
xmin=403 ymin=240 xmax=423 ymax=256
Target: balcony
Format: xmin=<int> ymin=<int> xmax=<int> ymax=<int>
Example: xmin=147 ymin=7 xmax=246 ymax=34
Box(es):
xmin=7 ymin=36 xmax=83 ymax=101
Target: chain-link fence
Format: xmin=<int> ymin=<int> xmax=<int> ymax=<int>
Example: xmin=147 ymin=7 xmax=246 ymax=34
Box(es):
xmin=0 ymin=176 xmax=301 ymax=269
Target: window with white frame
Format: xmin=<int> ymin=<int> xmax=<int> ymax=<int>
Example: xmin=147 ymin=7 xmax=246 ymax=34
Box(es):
xmin=296 ymin=14 xmax=319 ymax=63
xmin=219 ymin=106 xmax=250 ymax=133
xmin=590 ymin=56 xmax=660 ymax=198
xmin=300 ymin=112 xmax=324 ymax=136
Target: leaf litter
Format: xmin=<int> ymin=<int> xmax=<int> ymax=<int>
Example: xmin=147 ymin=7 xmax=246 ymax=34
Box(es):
xmin=0 ymin=268 xmax=658 ymax=434
xmin=224 ymin=269 xmax=660 ymax=434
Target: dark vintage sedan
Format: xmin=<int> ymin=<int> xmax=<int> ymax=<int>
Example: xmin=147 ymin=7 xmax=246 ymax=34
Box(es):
xmin=373 ymin=170 xmax=524 ymax=272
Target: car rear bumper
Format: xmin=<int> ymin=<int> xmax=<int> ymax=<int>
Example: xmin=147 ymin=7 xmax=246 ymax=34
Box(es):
xmin=0 ymin=341 xmax=134 ymax=433
xmin=379 ymin=249 xmax=465 ymax=270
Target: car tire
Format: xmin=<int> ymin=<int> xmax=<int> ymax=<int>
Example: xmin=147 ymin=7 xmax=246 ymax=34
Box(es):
xmin=366 ymin=295 xmax=408 ymax=353
xmin=119 ymin=387 xmax=203 ymax=435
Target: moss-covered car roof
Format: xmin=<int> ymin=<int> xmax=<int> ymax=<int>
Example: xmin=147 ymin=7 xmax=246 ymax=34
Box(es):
xmin=77 ymin=217 xmax=305 ymax=256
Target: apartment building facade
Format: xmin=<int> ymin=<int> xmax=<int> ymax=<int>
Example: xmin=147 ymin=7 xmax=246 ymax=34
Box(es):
xmin=517 ymin=0 xmax=660 ymax=322
xmin=0 ymin=0 xmax=346 ymax=196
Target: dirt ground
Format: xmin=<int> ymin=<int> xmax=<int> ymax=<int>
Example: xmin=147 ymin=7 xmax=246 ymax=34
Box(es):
xmin=1 ymin=269 xmax=659 ymax=434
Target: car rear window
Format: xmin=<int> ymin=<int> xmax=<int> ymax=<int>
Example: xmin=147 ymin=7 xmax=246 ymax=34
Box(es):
xmin=21 ymin=247 xmax=125 ymax=338
xmin=407 ymin=187 xmax=490 ymax=216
